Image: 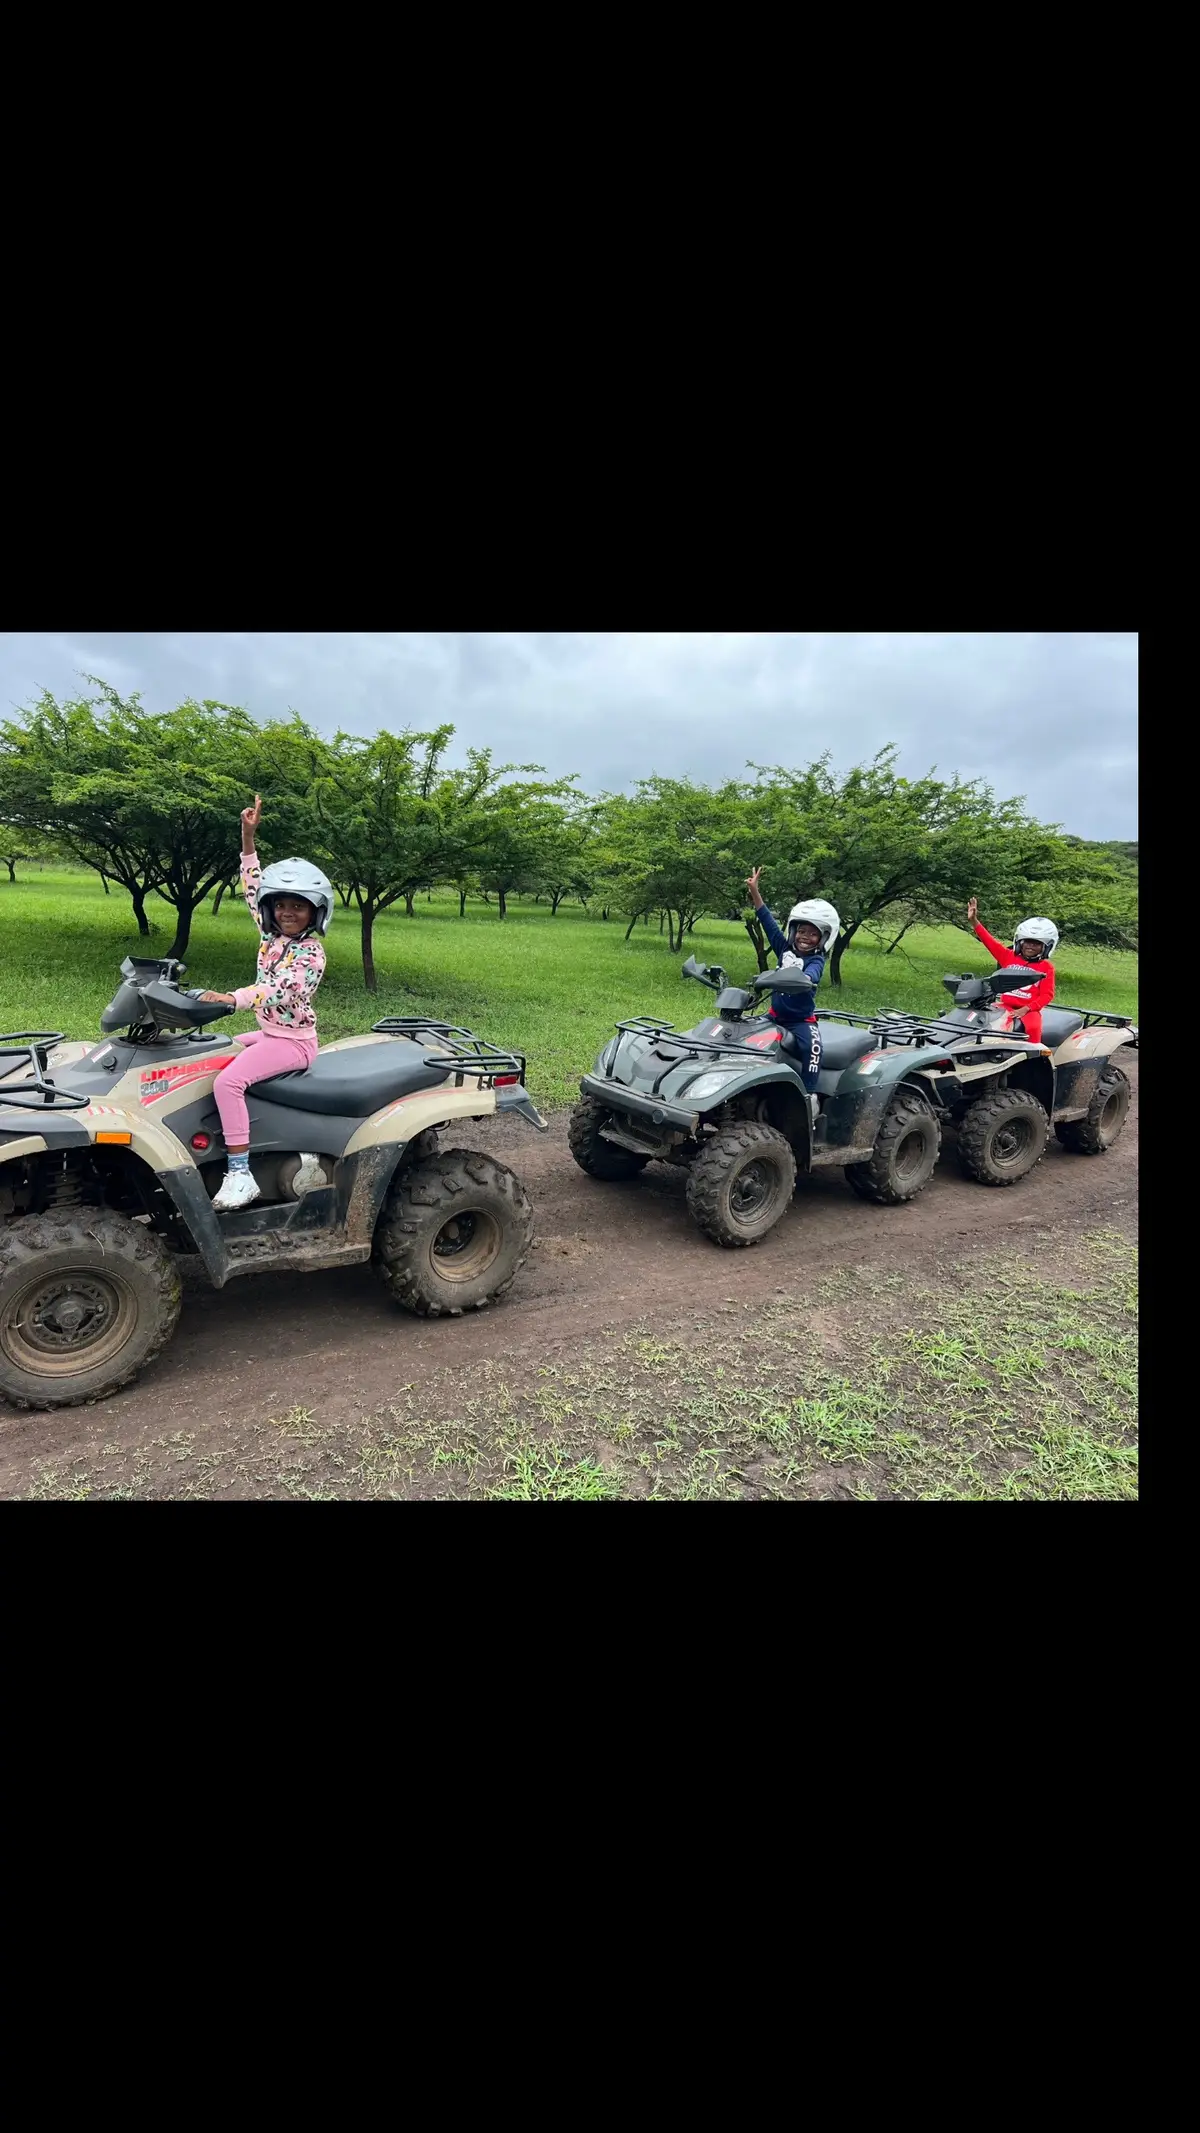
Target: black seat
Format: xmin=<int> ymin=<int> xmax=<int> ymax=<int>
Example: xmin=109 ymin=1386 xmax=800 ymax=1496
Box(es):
xmin=815 ymin=1021 xmax=876 ymax=1073
xmin=1039 ymin=1007 xmax=1085 ymax=1048
xmin=256 ymin=1042 xmax=450 ymax=1116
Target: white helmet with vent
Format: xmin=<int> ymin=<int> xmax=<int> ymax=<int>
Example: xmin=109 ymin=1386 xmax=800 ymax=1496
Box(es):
xmin=257 ymin=858 xmax=335 ymax=937
xmin=1013 ymin=917 xmax=1059 ymax=960
xmin=786 ymin=899 xmax=841 ymax=953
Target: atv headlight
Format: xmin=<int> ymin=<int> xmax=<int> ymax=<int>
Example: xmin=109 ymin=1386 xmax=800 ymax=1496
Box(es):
xmin=688 ymin=1071 xmax=740 ymax=1099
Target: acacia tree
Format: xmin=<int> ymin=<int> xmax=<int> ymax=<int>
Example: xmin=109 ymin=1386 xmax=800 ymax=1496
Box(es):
xmin=307 ymin=727 xmax=502 ymax=989
xmin=742 ymin=750 xmax=1076 ymax=985
xmin=471 ymin=775 xmax=581 ymax=919
xmin=592 ymin=778 xmax=754 ymax=951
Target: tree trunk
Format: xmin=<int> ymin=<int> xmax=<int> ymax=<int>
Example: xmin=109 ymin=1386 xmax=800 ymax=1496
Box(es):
xmin=744 ymin=917 xmax=769 ymax=972
xmin=404 ymin=890 xmax=416 ymax=917
xmin=885 ymin=918 xmax=916 ymax=954
xmin=625 ymin=912 xmax=640 ymax=941
xmin=100 ymin=871 xmax=111 ymax=895
xmin=601 ymin=907 xmax=609 ymax=922
xmin=459 ymin=889 xmax=468 ymax=917
xmin=659 ymin=910 xmax=665 ymax=933
xmin=361 ymin=902 xmax=378 ymax=992
xmin=550 ymin=888 xmax=565 ymax=914
xmin=498 ymin=889 xmax=508 ymax=919
xmin=212 ymin=878 xmax=232 ymax=917
xmin=830 ymin=929 xmax=856 ymax=987
xmin=130 ymin=885 xmax=152 ymax=938
xmin=5 ymin=859 xmax=15 ymax=883
xmin=167 ymin=898 xmax=198 ymax=962
xmin=338 ymin=886 xmax=354 ymax=909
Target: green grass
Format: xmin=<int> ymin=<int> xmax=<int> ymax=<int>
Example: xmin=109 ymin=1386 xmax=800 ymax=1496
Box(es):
xmin=0 ymin=871 xmax=1139 ymax=1108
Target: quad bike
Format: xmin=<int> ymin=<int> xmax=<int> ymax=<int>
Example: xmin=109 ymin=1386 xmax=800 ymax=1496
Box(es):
xmin=815 ymin=965 xmax=1139 ymax=1187
xmin=0 ymin=956 xmax=546 ymax=1410
xmin=568 ymin=957 xmax=959 ymax=1248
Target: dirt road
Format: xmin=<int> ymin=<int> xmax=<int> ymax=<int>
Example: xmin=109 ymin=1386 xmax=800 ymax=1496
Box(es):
xmin=0 ymin=1065 xmax=1138 ymax=1496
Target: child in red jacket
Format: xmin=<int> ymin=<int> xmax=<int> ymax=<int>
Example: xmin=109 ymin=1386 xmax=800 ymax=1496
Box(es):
xmin=966 ymin=898 xmax=1058 ymax=1045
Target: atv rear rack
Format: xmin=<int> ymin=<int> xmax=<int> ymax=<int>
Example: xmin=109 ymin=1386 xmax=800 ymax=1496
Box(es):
xmin=816 ymin=1010 xmax=1027 ymax=1052
xmin=370 ymin=1019 xmax=527 ymax=1085
xmin=0 ymin=1032 xmax=90 ymax=1110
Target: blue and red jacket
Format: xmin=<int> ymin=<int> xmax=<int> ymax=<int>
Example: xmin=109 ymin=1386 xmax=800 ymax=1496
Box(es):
xmin=757 ymin=904 xmax=825 ymax=1029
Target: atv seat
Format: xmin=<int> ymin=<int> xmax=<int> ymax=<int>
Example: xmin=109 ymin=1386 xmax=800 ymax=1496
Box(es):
xmin=815 ymin=1022 xmax=876 ymax=1074
xmin=1039 ymin=1008 xmax=1086 ymax=1047
xmin=256 ymin=1042 xmax=450 ymax=1116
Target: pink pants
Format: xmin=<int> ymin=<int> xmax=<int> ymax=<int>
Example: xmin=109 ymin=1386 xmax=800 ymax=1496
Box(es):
xmin=213 ymin=1029 xmax=318 ymax=1146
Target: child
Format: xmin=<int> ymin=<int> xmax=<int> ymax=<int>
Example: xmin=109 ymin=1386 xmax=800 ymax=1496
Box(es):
xmin=745 ymin=868 xmax=841 ymax=1098
xmin=201 ymin=794 xmax=334 ymax=1211
xmin=966 ymin=897 xmax=1058 ymax=1045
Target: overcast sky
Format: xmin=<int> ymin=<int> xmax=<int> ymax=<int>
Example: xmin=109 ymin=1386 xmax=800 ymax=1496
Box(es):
xmin=0 ymin=632 xmax=1138 ymax=839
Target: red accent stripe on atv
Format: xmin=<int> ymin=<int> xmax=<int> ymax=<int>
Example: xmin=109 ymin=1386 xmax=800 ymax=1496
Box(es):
xmin=139 ymin=1058 xmax=237 ymax=1103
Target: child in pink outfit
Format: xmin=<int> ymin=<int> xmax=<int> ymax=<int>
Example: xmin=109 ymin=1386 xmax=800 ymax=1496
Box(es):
xmin=201 ymin=795 xmax=329 ymax=1211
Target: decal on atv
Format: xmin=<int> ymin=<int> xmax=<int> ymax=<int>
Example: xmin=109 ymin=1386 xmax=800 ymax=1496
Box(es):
xmin=139 ymin=1057 xmax=236 ymax=1104
xmin=745 ymin=1029 xmax=782 ymax=1050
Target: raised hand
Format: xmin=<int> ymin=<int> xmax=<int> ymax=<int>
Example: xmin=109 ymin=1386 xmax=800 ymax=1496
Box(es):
xmin=746 ymin=866 xmax=764 ymax=906
xmin=241 ymin=793 xmax=263 ymax=853
xmin=967 ymin=896 xmax=978 ymax=922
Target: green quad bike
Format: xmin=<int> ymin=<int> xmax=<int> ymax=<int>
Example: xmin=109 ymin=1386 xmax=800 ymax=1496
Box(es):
xmin=834 ymin=963 xmax=1139 ymax=1187
xmin=0 ymin=955 xmax=546 ymax=1411
xmin=568 ymin=957 xmax=960 ymax=1248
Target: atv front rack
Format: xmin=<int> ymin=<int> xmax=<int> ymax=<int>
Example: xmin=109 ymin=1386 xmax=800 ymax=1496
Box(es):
xmin=0 ymin=1032 xmax=90 ymax=1110
xmin=370 ymin=1019 xmax=527 ymax=1085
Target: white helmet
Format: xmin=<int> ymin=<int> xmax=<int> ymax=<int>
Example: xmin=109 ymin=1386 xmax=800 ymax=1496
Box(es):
xmin=257 ymin=858 xmax=335 ymax=937
xmin=786 ymin=898 xmax=841 ymax=953
xmin=1013 ymin=917 xmax=1059 ymax=960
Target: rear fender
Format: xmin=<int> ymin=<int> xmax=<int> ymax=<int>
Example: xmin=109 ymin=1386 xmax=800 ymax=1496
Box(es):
xmin=344 ymin=1084 xmax=499 ymax=1156
xmin=821 ymin=1047 xmax=954 ymax=1154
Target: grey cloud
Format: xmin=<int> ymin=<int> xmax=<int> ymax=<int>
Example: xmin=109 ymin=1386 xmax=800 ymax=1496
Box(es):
xmin=0 ymin=632 xmax=1137 ymax=839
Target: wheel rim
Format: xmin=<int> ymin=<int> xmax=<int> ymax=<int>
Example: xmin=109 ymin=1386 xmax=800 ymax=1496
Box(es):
xmin=428 ymin=1208 xmax=503 ymax=1284
xmin=991 ymin=1116 xmax=1038 ymax=1168
xmin=1 ymin=1266 xmax=139 ymax=1379
xmin=894 ymin=1126 xmax=931 ymax=1180
xmin=728 ymin=1159 xmax=781 ymax=1226
xmin=1100 ymin=1090 xmax=1124 ymax=1137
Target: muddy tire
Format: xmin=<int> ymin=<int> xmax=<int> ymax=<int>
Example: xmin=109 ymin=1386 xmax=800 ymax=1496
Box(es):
xmin=1055 ymin=1065 xmax=1131 ymax=1156
xmin=957 ymin=1087 xmax=1049 ymax=1186
xmin=0 ymin=1210 xmax=182 ymax=1411
xmin=845 ymin=1087 xmax=941 ymax=1205
xmin=372 ymin=1148 xmax=534 ymax=1318
xmin=567 ymin=1098 xmax=650 ymax=1181
xmin=685 ymin=1122 xmax=796 ymax=1248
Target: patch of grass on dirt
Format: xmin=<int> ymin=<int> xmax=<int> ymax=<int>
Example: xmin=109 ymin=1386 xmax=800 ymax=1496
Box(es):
xmin=9 ymin=1226 xmax=1137 ymax=1503
xmin=1 ymin=871 xmax=1139 ymax=1108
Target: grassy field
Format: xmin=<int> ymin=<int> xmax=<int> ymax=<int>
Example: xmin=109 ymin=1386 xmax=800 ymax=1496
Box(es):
xmin=0 ymin=870 xmax=1140 ymax=1108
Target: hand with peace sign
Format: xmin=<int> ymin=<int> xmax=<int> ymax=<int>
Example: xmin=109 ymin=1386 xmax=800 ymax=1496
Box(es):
xmin=745 ymin=865 xmax=766 ymax=911
xmin=241 ymin=793 xmax=263 ymax=855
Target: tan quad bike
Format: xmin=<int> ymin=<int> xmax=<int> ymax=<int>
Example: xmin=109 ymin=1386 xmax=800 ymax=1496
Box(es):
xmin=0 ymin=956 xmax=546 ymax=1411
xmin=817 ymin=964 xmax=1138 ymax=1188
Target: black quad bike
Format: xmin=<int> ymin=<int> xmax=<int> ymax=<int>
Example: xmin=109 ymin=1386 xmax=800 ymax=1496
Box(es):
xmin=568 ymin=957 xmax=958 ymax=1248
xmin=816 ymin=965 xmax=1139 ymax=1187
xmin=0 ymin=957 xmax=546 ymax=1411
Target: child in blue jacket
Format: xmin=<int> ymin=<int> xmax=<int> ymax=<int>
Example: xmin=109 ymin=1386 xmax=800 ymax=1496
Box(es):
xmin=746 ymin=868 xmax=841 ymax=1096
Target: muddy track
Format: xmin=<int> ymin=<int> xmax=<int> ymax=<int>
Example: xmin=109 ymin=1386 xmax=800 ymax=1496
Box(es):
xmin=0 ymin=1063 xmax=1138 ymax=1470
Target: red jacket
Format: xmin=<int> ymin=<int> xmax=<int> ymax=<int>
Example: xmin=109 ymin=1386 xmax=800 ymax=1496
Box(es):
xmin=974 ymin=921 xmax=1055 ymax=1044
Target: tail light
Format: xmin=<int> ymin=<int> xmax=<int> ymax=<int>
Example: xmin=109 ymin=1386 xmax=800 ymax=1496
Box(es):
xmin=494 ymin=1074 xmax=520 ymax=1088
xmin=191 ymin=1132 xmax=211 ymax=1150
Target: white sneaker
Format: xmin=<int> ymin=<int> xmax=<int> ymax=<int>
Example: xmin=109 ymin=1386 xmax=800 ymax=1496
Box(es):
xmin=213 ymin=1169 xmax=261 ymax=1212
